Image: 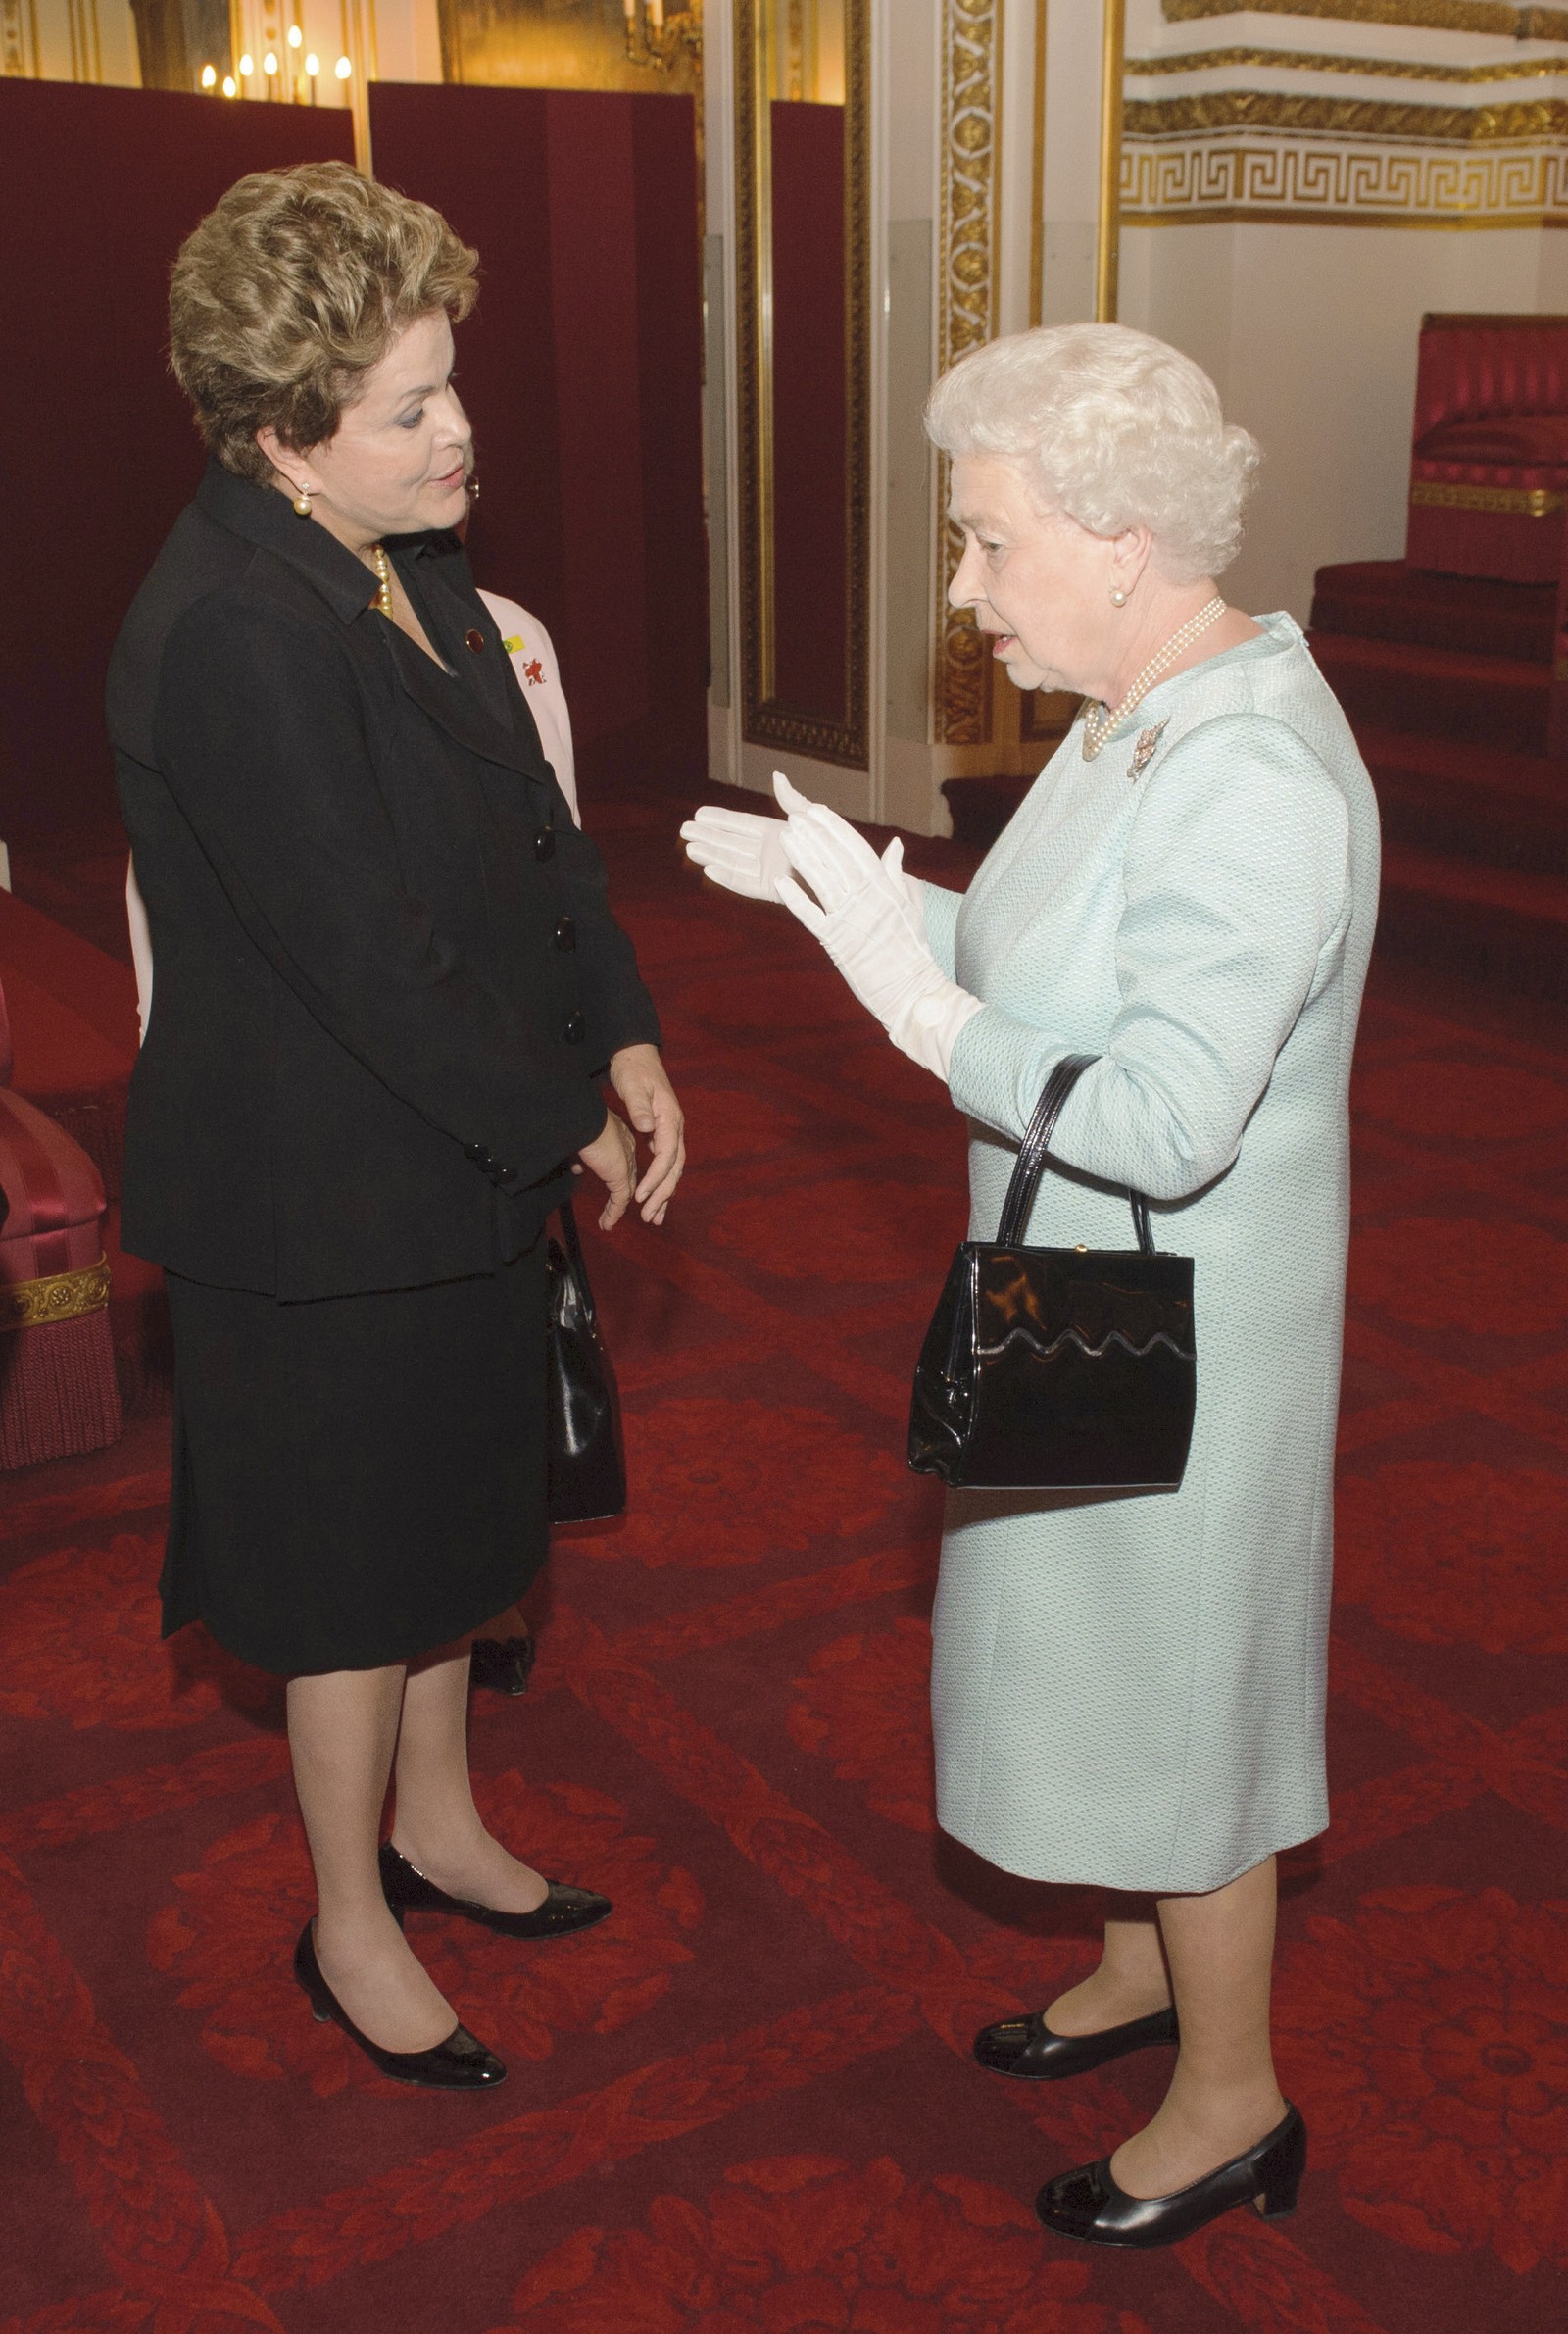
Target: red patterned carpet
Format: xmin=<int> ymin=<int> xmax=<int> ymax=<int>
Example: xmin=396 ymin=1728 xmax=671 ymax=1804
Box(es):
xmin=2 ymin=778 xmax=1566 ymax=2333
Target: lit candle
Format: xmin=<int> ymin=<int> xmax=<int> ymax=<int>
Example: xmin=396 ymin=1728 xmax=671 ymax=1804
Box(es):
xmin=305 ymin=52 xmax=318 ymax=74
xmin=238 ymin=51 xmax=252 ymax=74
xmin=264 ymin=52 xmax=277 ymax=75
xmin=287 ymin=24 xmax=302 ymax=46
xmin=200 ymin=62 xmax=216 ymax=87
xmin=221 ymin=74 xmax=236 ymax=96
xmin=335 ymin=54 xmax=352 ymax=79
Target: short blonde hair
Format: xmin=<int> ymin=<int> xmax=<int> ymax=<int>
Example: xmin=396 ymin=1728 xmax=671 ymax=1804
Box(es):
xmin=170 ymin=161 xmax=479 ymax=482
xmin=924 ymin=323 xmax=1260 ymax=582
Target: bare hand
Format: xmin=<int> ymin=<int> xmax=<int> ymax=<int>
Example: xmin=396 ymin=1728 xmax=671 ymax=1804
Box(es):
xmin=609 ymin=1042 xmax=686 ymax=1225
xmin=575 ymin=1110 xmax=638 ymax=1230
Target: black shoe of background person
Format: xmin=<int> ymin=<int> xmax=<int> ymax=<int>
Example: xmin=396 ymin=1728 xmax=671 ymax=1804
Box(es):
xmin=1036 ymin=2104 xmax=1306 ymax=2247
xmin=470 ymin=1632 xmax=536 ymax=1695
xmin=973 ymin=2003 xmax=1178 ymax=2080
xmin=292 ymin=1918 xmax=507 ymax=2090
xmin=379 ymin=1840 xmax=612 ymax=1940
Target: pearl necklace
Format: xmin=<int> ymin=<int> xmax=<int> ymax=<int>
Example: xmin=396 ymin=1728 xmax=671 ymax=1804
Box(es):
xmin=369 ymin=544 xmax=395 ymax=622
xmin=1081 ymin=597 xmax=1227 ymax=762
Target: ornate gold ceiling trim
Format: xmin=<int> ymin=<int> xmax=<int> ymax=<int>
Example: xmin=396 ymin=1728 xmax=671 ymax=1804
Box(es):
xmin=1163 ymin=0 xmax=1568 ymax=34
xmin=1124 ymin=135 xmax=1568 ymax=220
xmin=1130 ymin=45 xmax=1568 ymax=79
xmin=934 ymin=0 xmax=1004 ymax=749
xmin=1127 ymin=89 xmax=1568 ymax=139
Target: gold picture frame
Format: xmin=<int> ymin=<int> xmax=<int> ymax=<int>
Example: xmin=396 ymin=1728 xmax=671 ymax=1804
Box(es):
xmin=734 ymin=0 xmax=871 ymax=768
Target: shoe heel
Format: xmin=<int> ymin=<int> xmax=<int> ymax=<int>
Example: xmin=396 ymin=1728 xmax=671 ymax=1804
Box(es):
xmin=1252 ymin=2111 xmax=1306 ymax=2218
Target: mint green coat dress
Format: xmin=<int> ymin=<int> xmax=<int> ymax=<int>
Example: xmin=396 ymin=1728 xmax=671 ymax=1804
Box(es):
xmin=918 ymin=616 xmax=1379 ymax=1894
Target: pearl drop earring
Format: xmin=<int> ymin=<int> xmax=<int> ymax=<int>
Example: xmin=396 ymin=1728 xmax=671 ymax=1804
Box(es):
xmin=1110 ymin=586 xmax=1127 ymax=607
xmin=292 ymin=486 xmax=313 ymax=518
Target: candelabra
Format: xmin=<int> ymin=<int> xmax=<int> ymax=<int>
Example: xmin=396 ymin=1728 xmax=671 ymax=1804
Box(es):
xmin=623 ymin=0 xmax=703 ymax=73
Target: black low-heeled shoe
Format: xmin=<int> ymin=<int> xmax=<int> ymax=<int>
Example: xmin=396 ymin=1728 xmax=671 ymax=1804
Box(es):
xmin=470 ymin=1634 xmax=536 ymax=1696
xmin=974 ymin=2003 xmax=1178 ymax=2081
xmin=292 ymin=1920 xmax=507 ymax=2090
xmin=1036 ymin=2104 xmax=1306 ymax=2247
xmin=379 ymin=1841 xmax=612 ymax=1939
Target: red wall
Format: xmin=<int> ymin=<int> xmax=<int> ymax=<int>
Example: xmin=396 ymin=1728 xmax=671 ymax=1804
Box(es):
xmin=0 ymin=80 xmax=355 ymax=845
xmin=0 ymin=78 xmax=708 ymax=849
xmin=769 ymin=102 xmax=848 ymax=723
xmin=368 ymin=83 xmax=707 ymax=780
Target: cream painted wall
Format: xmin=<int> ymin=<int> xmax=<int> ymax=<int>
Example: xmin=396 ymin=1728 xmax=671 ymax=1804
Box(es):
xmin=1120 ymin=221 xmax=1568 ymax=624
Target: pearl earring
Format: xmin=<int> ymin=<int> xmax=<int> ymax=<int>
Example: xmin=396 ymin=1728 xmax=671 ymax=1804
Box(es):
xmin=292 ymin=486 xmax=313 ymax=518
xmin=1110 ymin=586 xmax=1127 ymax=607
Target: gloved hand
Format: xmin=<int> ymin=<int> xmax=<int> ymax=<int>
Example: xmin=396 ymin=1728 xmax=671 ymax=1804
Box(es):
xmin=681 ymin=774 xmax=927 ymax=933
xmin=772 ymin=774 xmax=984 ymax=1080
xmin=679 ymin=799 xmax=792 ymax=901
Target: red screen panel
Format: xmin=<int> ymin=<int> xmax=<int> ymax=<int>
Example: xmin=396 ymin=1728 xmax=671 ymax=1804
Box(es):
xmin=0 ymin=80 xmax=354 ymax=845
xmin=768 ymin=101 xmax=848 ymax=725
xmin=368 ymin=82 xmax=707 ymax=781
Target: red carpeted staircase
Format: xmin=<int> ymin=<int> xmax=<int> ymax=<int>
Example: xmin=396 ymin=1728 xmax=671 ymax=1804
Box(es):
xmin=1308 ymin=561 xmax=1568 ymax=1001
xmin=943 ymin=566 xmax=1568 ymax=1004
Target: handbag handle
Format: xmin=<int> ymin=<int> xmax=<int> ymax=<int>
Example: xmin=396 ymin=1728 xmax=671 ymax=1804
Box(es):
xmin=556 ymin=1196 xmax=599 ymax=1326
xmin=995 ymin=1053 xmax=1155 ymax=1256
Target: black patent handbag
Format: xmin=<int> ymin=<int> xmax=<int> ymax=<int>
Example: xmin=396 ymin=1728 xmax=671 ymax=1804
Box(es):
xmin=907 ymin=1054 xmax=1196 ymax=1492
xmin=545 ymin=1200 xmax=626 ymax=1522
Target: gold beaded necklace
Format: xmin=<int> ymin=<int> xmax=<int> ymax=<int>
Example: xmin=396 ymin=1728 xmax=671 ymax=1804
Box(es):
xmin=1081 ymin=596 xmax=1227 ymax=762
xmin=369 ymin=544 xmax=395 ymax=622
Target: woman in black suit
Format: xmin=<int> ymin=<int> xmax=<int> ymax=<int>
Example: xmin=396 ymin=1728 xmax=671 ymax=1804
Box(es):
xmin=108 ymin=162 xmax=684 ymax=2091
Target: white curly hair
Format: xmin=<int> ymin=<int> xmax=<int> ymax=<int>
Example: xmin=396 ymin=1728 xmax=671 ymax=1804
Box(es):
xmin=923 ymin=323 xmax=1260 ymax=583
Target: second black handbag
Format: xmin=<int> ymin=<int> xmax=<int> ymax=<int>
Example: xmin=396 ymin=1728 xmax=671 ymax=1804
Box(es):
xmin=907 ymin=1053 xmax=1196 ymax=1492
xmin=545 ymin=1199 xmax=626 ymax=1522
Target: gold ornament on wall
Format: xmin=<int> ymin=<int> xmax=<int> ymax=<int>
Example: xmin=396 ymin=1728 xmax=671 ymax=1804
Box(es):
xmin=934 ymin=0 xmax=1004 ymax=749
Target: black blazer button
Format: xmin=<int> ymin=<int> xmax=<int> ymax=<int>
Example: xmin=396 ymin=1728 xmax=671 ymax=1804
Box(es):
xmin=553 ymin=916 xmax=577 ymax=952
xmin=564 ymin=1011 xmax=586 ymax=1044
xmin=534 ymin=828 xmax=557 ymax=861
xmin=465 ymin=629 xmax=485 ymax=653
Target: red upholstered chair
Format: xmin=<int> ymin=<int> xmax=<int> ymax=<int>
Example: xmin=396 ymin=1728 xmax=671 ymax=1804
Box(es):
xmin=1406 ymin=313 xmax=1568 ymax=582
xmin=0 ymin=973 xmax=122 ymax=1467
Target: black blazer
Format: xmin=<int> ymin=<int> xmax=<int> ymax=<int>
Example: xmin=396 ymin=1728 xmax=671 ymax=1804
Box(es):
xmin=108 ymin=463 xmax=661 ymax=1300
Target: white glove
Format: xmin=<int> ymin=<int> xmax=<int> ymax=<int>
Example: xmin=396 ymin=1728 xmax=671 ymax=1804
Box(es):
xmin=680 ymin=774 xmax=927 ymax=933
xmin=679 ymin=799 xmax=792 ymax=901
xmin=771 ymin=774 xmax=984 ymax=1080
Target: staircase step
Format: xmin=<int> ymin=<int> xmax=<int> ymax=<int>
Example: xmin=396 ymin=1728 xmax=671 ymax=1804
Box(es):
xmin=1309 ymin=560 xmax=1556 ymax=662
xmin=1377 ymin=841 xmax=1568 ymax=1000
xmin=1310 ymin=630 xmax=1552 ymax=752
xmin=942 ymin=774 xmax=1030 ymax=851
xmin=1358 ymin=728 xmax=1568 ymax=876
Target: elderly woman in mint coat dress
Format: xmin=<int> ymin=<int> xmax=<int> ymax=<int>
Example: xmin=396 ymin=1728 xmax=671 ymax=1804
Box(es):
xmin=683 ymin=323 xmax=1379 ymax=2249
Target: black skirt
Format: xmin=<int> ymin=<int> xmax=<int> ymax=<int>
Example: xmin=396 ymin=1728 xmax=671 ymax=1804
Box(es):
xmin=161 ymin=1242 xmax=549 ymax=1675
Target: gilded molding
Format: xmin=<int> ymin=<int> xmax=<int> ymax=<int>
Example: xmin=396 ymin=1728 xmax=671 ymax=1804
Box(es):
xmin=2 ymin=0 xmax=37 ymax=74
xmin=935 ymin=0 xmax=1004 ymax=748
xmin=1164 ymin=0 xmax=1568 ymax=33
xmin=0 ymin=1257 xmax=112 ymax=1333
xmin=1129 ymin=46 xmax=1568 ymax=80
xmin=1411 ymin=480 xmax=1566 ymax=513
xmin=1123 ymin=137 xmax=1568 ymax=223
xmin=1128 ymin=91 xmax=1568 ymax=140
xmin=734 ymin=0 xmax=871 ymax=767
